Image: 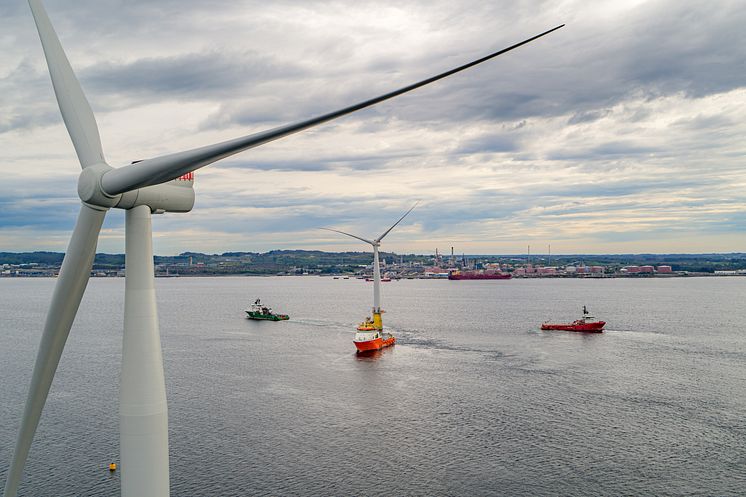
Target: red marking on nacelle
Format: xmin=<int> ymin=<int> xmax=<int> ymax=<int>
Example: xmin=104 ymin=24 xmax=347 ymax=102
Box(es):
xmin=177 ymin=172 xmax=194 ymax=181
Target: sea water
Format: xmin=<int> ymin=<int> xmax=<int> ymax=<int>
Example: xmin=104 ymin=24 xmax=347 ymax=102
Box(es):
xmin=1 ymin=276 xmax=744 ymax=496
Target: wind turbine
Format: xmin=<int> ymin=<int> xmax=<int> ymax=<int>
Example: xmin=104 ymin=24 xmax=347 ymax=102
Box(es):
xmin=4 ymin=1 xmax=563 ymax=495
xmin=321 ymin=202 xmax=418 ymax=352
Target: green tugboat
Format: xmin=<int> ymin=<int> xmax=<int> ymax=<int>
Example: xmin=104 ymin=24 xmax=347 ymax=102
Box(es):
xmin=246 ymin=298 xmax=289 ymax=321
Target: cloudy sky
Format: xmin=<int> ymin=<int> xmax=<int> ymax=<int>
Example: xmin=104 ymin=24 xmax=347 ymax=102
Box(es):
xmin=1 ymin=0 xmax=744 ymax=255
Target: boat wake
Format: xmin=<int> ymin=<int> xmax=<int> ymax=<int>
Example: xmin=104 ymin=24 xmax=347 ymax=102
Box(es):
xmin=389 ymin=328 xmax=510 ymax=359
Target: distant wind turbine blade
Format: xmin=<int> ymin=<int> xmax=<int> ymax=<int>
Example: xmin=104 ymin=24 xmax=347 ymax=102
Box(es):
xmin=100 ymin=24 xmax=564 ymax=195
xmin=320 ymin=227 xmax=375 ymax=246
xmin=28 ymin=0 xmax=106 ymax=169
xmin=3 ymin=204 xmax=106 ymax=497
xmin=376 ymin=201 xmax=419 ymax=242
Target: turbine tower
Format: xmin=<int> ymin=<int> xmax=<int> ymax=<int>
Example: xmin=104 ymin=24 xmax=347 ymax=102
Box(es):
xmin=4 ymin=2 xmax=563 ymax=496
xmin=322 ymin=202 xmax=418 ymax=331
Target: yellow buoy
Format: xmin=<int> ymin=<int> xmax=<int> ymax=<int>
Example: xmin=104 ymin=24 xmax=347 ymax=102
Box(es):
xmin=109 ymin=463 xmax=117 ymax=472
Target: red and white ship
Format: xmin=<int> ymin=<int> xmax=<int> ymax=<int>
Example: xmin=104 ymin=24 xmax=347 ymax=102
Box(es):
xmin=354 ymin=316 xmax=396 ymax=352
xmin=541 ymin=306 xmax=605 ymax=332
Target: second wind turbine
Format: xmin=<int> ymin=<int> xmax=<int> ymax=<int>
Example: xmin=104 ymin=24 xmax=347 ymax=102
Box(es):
xmin=322 ymin=203 xmax=418 ymax=352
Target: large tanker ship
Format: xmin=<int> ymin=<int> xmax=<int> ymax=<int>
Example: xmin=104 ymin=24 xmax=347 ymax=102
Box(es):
xmin=448 ymin=269 xmax=512 ymax=280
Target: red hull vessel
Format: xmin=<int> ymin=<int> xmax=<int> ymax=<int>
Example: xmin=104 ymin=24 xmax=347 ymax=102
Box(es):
xmin=354 ymin=335 xmax=396 ymax=352
xmin=448 ymin=270 xmax=511 ymax=280
xmin=541 ymin=306 xmax=605 ymax=332
xmin=541 ymin=321 xmax=605 ymax=332
xmin=354 ymin=315 xmax=395 ymax=352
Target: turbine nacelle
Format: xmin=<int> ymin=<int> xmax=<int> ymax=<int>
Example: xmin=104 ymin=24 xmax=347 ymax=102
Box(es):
xmin=77 ymin=163 xmax=195 ymax=213
xmin=116 ymin=180 xmax=195 ymax=214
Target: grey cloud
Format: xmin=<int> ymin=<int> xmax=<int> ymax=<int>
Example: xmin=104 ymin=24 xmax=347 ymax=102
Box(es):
xmin=197 ymin=188 xmax=410 ymax=215
xmin=457 ymin=134 xmax=516 ymax=154
xmin=672 ymin=113 xmax=735 ymax=131
xmin=417 ymin=0 xmax=746 ymax=125
xmin=212 ymin=150 xmax=418 ymax=173
xmin=0 ymin=196 xmax=78 ymax=230
xmin=80 ymin=51 xmax=304 ymax=104
xmin=708 ymin=212 xmax=746 ymax=232
xmin=187 ymin=198 xmax=424 ymax=238
xmin=13 ymin=0 xmax=746 ymax=134
xmin=0 ymin=60 xmax=63 ymax=133
xmin=534 ymin=175 xmax=722 ymax=201
xmin=567 ymin=109 xmax=611 ymax=125
xmin=0 ymin=110 xmax=61 ymax=134
xmin=617 ymin=2 xmax=746 ymax=99
xmin=215 ymin=159 xmax=335 ymax=172
xmin=547 ymin=141 xmax=661 ymax=161
xmin=590 ymin=142 xmax=659 ymax=157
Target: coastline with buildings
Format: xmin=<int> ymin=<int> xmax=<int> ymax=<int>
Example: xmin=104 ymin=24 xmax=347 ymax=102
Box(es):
xmin=2 ymin=250 xmax=745 ymax=279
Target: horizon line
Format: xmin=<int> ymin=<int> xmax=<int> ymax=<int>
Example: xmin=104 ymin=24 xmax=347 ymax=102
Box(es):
xmin=2 ymin=249 xmax=745 ymax=257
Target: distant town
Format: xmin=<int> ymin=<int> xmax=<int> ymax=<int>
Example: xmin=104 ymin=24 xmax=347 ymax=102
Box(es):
xmin=2 ymin=250 xmax=745 ymax=278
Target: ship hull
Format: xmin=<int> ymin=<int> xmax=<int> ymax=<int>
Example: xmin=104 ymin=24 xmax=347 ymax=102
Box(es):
xmin=354 ymin=335 xmax=396 ymax=352
xmin=246 ymin=311 xmax=289 ymax=321
xmin=541 ymin=321 xmax=605 ymax=332
xmin=448 ymin=273 xmax=512 ymax=280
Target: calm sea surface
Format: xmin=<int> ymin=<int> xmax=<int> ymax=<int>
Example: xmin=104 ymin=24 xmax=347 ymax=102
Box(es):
xmin=1 ymin=276 xmax=744 ymax=496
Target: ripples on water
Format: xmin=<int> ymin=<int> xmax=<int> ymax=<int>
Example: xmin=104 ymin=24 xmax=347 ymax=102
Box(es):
xmin=1 ymin=277 xmax=745 ymax=496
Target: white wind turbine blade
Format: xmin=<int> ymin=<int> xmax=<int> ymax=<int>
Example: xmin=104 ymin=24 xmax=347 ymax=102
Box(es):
xmin=375 ymin=201 xmax=419 ymax=243
xmin=28 ymin=0 xmax=105 ymax=169
xmin=319 ymin=227 xmax=375 ymax=246
xmin=3 ymin=204 xmax=106 ymax=497
xmin=100 ymin=24 xmax=565 ymax=196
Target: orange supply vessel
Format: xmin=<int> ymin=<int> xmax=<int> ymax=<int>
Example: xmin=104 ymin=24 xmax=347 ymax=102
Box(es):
xmin=541 ymin=306 xmax=605 ymax=332
xmin=354 ymin=314 xmax=396 ymax=352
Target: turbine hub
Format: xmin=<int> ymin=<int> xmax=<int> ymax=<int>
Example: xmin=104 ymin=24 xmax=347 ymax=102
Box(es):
xmin=77 ymin=163 xmax=120 ymax=209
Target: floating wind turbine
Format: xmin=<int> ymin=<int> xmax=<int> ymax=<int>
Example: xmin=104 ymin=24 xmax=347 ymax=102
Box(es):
xmin=321 ymin=202 xmax=418 ymax=350
xmin=4 ymin=1 xmax=563 ymax=495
